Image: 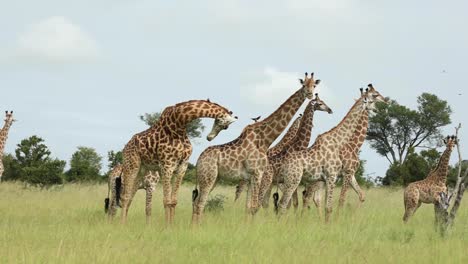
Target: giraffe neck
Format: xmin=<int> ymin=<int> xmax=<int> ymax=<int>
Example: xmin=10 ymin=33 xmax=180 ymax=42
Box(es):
xmin=317 ymin=98 xmax=365 ymax=147
xmin=289 ymin=100 xmax=316 ymax=152
xmin=252 ymin=88 xmax=307 ymax=149
xmin=347 ymin=110 xmax=369 ymax=152
xmin=429 ymin=146 xmax=454 ymax=184
xmin=158 ymin=100 xmax=229 ymax=135
xmin=267 ymin=115 xmax=302 ymax=157
xmin=0 ymin=121 xmax=13 ymax=153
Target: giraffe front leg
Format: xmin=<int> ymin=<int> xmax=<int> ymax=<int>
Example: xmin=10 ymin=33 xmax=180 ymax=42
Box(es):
xmin=160 ymin=165 xmax=176 ymax=226
xmin=324 ymin=174 xmax=338 ymax=223
xmin=338 ymin=172 xmax=350 ymax=209
xmin=249 ymin=169 xmax=264 ymax=216
xmin=169 ymin=162 xmax=188 ymax=223
xmin=258 ymin=166 xmax=273 ymax=210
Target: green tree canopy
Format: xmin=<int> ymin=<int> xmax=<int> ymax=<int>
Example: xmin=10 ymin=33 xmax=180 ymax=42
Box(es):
xmin=367 ymin=93 xmax=451 ymax=165
xmin=139 ymin=112 xmax=205 ymax=139
xmin=107 ymin=150 xmax=123 ymax=170
xmin=65 ymin=146 xmax=103 ymax=182
xmin=12 ymin=135 xmax=65 ymax=187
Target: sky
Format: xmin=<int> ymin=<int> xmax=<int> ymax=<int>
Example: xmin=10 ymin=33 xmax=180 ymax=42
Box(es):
xmin=1 ymin=0 xmax=467 ymax=178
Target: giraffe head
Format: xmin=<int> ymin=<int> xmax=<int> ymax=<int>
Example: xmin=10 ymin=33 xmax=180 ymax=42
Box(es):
xmin=299 ymin=72 xmax=321 ymax=99
xmin=4 ymin=111 xmax=16 ymax=124
xmin=312 ymin=93 xmax=333 ymax=114
xmin=206 ymin=109 xmax=238 ymax=141
xmin=364 ymin=84 xmax=387 ymax=105
xmin=443 ymin=135 xmax=457 ymax=149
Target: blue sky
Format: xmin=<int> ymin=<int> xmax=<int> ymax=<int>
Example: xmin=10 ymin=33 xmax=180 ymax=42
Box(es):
xmin=1 ymin=0 xmax=467 ymax=178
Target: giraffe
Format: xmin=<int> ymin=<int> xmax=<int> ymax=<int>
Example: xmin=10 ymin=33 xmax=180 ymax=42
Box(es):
xmin=117 ymin=99 xmax=238 ymax=224
xmin=403 ymin=135 xmax=457 ymax=223
xmin=258 ymin=93 xmax=333 ymax=211
xmin=276 ymin=85 xmax=386 ymax=222
xmin=0 ymin=111 xmax=16 ymax=182
xmin=105 ymin=163 xmax=160 ymax=223
xmin=192 ymin=72 xmax=320 ymax=224
xmin=234 ymin=114 xmax=303 ymax=202
xmin=302 ymin=90 xmax=378 ymax=210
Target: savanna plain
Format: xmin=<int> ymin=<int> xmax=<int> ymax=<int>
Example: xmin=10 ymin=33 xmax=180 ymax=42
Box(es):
xmin=0 ymin=183 xmax=467 ymax=264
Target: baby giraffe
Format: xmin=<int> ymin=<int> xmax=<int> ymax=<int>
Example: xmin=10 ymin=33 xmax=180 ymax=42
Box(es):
xmin=403 ymin=135 xmax=457 ymax=223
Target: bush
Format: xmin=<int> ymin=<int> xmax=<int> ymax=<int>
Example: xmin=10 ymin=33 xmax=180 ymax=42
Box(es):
xmin=205 ymin=194 xmax=226 ymax=213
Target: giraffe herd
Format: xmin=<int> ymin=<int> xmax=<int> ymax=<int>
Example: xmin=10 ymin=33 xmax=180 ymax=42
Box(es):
xmin=0 ymin=70 xmax=458 ymax=227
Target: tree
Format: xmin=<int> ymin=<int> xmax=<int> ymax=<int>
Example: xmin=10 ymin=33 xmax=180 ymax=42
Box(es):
xmin=1 ymin=154 xmax=19 ymax=181
xmin=13 ymin=136 xmax=65 ymax=187
xmin=107 ymin=150 xmax=123 ymax=170
xmin=368 ymin=93 xmax=451 ymax=165
xmin=139 ymin=112 xmax=205 ymax=139
xmin=65 ymin=147 xmax=103 ymax=182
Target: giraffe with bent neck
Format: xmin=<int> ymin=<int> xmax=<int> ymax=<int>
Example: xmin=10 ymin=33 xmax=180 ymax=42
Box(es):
xmin=259 ymin=94 xmax=333 ymax=211
xmin=234 ymin=114 xmax=303 ymax=202
xmin=403 ymin=135 xmax=457 ymax=223
xmin=192 ymin=72 xmax=320 ymax=224
xmin=117 ymin=99 xmax=238 ymax=224
xmin=0 ymin=111 xmax=15 ymax=182
xmin=277 ymin=85 xmax=386 ymax=222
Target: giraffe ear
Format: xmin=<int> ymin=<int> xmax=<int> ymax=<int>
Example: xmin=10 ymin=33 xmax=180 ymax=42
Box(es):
xmin=299 ymin=79 xmax=304 ymax=85
xmin=315 ymin=79 xmax=321 ymax=85
xmin=5 ymin=111 xmax=7 ymax=114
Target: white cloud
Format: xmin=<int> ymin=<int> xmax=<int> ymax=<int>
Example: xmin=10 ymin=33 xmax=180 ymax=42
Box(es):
xmin=240 ymin=67 xmax=336 ymax=108
xmin=241 ymin=67 xmax=301 ymax=107
xmin=13 ymin=16 xmax=99 ymax=64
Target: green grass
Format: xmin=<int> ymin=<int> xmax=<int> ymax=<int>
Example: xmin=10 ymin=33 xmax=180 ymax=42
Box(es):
xmin=0 ymin=183 xmax=467 ymax=264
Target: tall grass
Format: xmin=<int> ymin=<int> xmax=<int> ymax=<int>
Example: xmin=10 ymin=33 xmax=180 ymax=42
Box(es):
xmin=0 ymin=182 xmax=467 ymax=263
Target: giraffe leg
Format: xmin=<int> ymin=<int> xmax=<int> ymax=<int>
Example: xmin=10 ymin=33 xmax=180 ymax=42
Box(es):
xmin=107 ymin=176 xmax=118 ymax=220
xmin=324 ymin=173 xmax=338 ymax=223
xmin=144 ymin=171 xmax=159 ymax=225
xmin=277 ymin=175 xmax=301 ymax=216
xmin=262 ymin=185 xmax=272 ymax=209
xmin=235 ymin=180 xmax=246 ymax=202
xmin=169 ymin=162 xmax=188 ymax=223
xmin=403 ymin=188 xmax=420 ymax=223
xmin=120 ymin=159 xmax=140 ymax=224
xmin=338 ymin=173 xmax=350 ymax=209
xmin=349 ymin=175 xmax=365 ymax=203
xmin=249 ymin=168 xmax=264 ymax=216
xmin=0 ymin=162 xmax=4 ymax=182
xmin=160 ymin=165 xmax=176 ymax=226
xmin=258 ymin=165 xmax=274 ymax=210
xmin=192 ymin=160 xmax=218 ymax=225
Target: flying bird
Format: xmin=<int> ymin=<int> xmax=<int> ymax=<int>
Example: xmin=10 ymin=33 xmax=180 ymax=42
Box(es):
xmin=251 ymin=116 xmax=261 ymax=122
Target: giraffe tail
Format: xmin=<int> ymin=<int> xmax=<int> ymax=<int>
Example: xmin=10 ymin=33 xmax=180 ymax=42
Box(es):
xmin=104 ymin=198 xmax=110 ymax=213
xmin=273 ymin=192 xmax=279 ymax=214
xmin=115 ymin=177 xmax=122 ymax=207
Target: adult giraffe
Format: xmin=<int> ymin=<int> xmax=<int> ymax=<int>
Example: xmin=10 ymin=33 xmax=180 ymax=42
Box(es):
xmin=259 ymin=94 xmax=333 ymax=211
xmin=0 ymin=111 xmax=16 ymax=182
xmin=276 ymin=85 xmax=386 ymax=222
xmin=117 ymin=99 xmax=238 ymax=224
xmin=403 ymin=135 xmax=457 ymax=223
xmin=192 ymin=72 xmax=320 ymax=224
xmin=234 ymin=114 xmax=303 ymax=202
